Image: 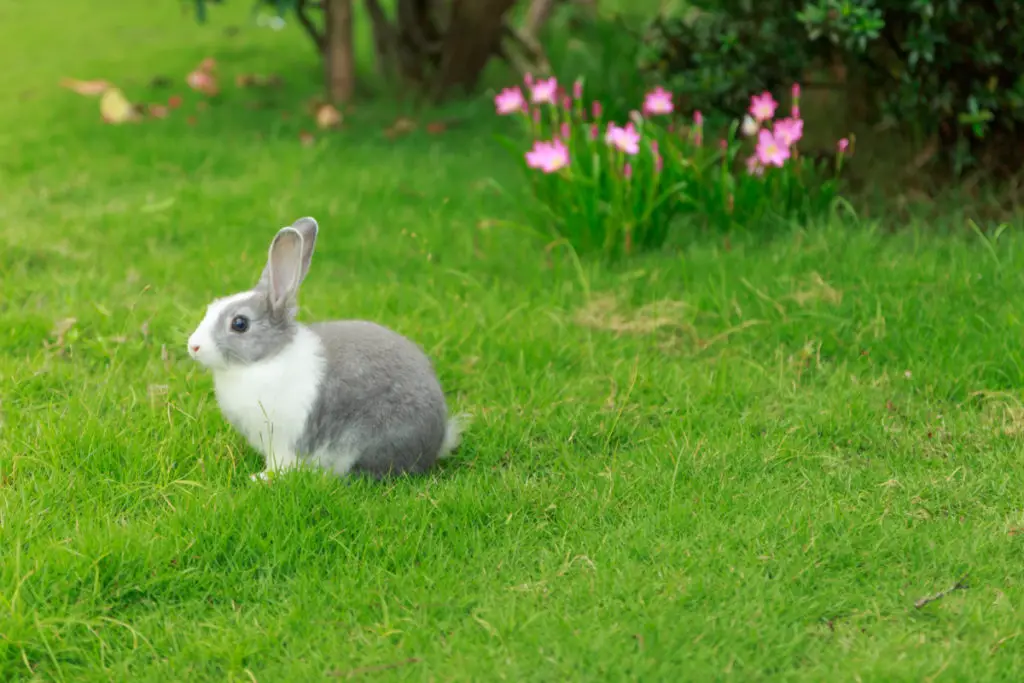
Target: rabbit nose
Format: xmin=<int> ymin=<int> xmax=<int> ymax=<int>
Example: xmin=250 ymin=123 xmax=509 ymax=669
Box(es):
xmin=190 ymin=344 xmax=200 ymax=353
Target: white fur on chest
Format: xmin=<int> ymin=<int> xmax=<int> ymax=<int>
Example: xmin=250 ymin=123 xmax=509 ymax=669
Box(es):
xmin=212 ymin=326 xmax=326 ymax=469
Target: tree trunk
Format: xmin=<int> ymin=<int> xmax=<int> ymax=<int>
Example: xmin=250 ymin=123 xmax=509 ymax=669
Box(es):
xmin=431 ymin=0 xmax=518 ymax=102
xmin=364 ymin=0 xmax=399 ymax=80
xmin=324 ymin=0 xmax=355 ymax=103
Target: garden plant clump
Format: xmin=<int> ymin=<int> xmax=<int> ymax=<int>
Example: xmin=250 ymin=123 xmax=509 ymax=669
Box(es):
xmin=495 ymin=75 xmax=852 ymax=259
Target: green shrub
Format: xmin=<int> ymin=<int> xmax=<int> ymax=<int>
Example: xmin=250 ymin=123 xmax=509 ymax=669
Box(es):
xmin=637 ymin=2 xmax=820 ymax=126
xmin=639 ymin=0 xmax=1024 ymax=173
xmin=798 ymin=0 xmax=1024 ymax=172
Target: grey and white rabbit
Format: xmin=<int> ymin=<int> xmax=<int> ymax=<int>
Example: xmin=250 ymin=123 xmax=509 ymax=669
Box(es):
xmin=186 ymin=216 xmax=464 ymax=480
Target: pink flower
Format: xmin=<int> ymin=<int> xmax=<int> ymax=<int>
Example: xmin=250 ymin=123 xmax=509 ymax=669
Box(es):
xmin=560 ymin=122 xmax=570 ymax=139
xmin=623 ymin=163 xmax=633 ymax=179
xmin=693 ymin=110 xmax=704 ymax=146
xmin=791 ymin=83 xmax=801 ymax=118
xmin=561 ymin=95 xmax=572 ymax=111
xmin=525 ymin=139 xmax=570 ymax=173
xmin=589 ymin=124 xmax=598 ymax=140
xmin=719 ymin=139 xmax=727 ymax=151
xmin=756 ymin=128 xmax=790 ymax=167
xmin=530 ymin=77 xmax=557 ymax=104
xmin=772 ymin=117 xmax=804 ymax=147
xmin=749 ymin=91 xmax=778 ymax=122
xmin=573 ymin=79 xmax=583 ymax=100
xmin=524 ymin=73 xmax=534 ymax=87
xmin=642 ymin=86 xmax=674 ymax=116
xmin=837 ymin=137 xmax=850 ymax=153
xmin=605 ymin=122 xmax=640 ymax=155
xmin=532 ymin=108 xmax=541 ymax=124
xmin=746 ymin=155 xmax=764 ymax=176
xmin=651 ymin=141 xmax=663 ymax=172
xmin=791 ymin=105 xmax=801 ymax=119
xmin=494 ymin=87 xmax=526 ymax=115
xmin=591 ymin=101 xmax=602 ymax=119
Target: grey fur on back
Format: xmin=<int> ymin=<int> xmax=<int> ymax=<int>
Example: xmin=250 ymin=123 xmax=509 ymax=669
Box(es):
xmin=298 ymin=319 xmax=449 ymax=478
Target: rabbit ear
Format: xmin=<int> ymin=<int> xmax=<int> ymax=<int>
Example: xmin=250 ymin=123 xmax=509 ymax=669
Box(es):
xmin=264 ymin=227 xmax=305 ymax=311
xmin=289 ymin=216 xmax=319 ymax=279
xmin=255 ymin=217 xmax=318 ymax=301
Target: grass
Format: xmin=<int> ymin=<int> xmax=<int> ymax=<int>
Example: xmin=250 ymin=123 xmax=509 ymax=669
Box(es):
xmin=3 ymin=2 xmax=1024 ymax=681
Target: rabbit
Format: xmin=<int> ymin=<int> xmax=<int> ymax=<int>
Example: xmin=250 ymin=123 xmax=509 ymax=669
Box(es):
xmin=186 ymin=216 xmax=465 ymax=481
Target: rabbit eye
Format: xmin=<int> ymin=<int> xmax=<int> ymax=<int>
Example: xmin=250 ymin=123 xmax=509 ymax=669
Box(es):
xmin=230 ymin=315 xmax=250 ymax=333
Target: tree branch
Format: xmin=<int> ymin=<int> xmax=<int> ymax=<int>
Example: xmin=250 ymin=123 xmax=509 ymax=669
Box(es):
xmin=296 ymin=0 xmax=325 ymax=52
xmin=364 ymin=0 xmax=399 ymax=79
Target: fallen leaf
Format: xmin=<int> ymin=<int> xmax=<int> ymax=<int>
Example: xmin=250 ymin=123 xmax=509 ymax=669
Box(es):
xmin=384 ymin=116 xmax=417 ymax=139
xmin=299 ymin=130 xmax=315 ymax=147
xmin=186 ymin=116 xmax=197 ymax=126
xmin=60 ymin=78 xmax=111 ymax=96
xmin=315 ymin=103 xmax=342 ymax=129
xmin=425 ymin=121 xmax=447 ymax=135
xmin=100 ymin=88 xmax=141 ymax=124
xmin=199 ymin=57 xmax=217 ymax=72
xmin=168 ymin=95 xmax=183 ymax=109
xmin=187 ymin=69 xmax=219 ymax=96
xmin=235 ymin=73 xmax=283 ymax=88
xmin=147 ymin=103 xmax=169 ymax=119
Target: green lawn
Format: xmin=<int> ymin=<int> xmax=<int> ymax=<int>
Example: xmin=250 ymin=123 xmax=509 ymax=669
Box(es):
xmin=3 ymin=2 xmax=1024 ymax=681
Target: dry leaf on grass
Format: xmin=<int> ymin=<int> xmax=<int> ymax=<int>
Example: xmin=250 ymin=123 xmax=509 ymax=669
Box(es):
xmin=314 ymin=103 xmax=342 ymax=129
xmin=235 ymin=73 xmax=283 ymax=88
xmin=187 ymin=70 xmax=219 ymax=96
xmin=186 ymin=57 xmax=219 ymax=96
xmin=147 ymin=104 xmax=169 ymax=119
xmin=100 ymin=88 xmax=141 ymax=124
xmin=168 ymin=95 xmax=183 ymax=109
xmin=299 ymin=130 xmax=315 ymax=147
xmin=60 ymin=78 xmax=112 ymax=96
xmin=384 ymin=116 xmax=417 ymax=139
